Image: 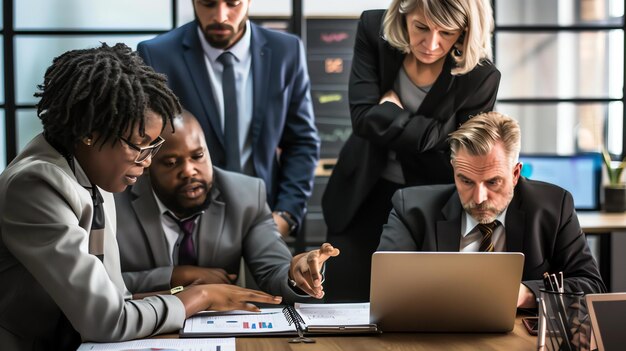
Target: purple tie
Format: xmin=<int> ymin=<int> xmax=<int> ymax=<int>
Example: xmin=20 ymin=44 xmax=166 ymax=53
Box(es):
xmin=167 ymin=213 xmax=199 ymax=265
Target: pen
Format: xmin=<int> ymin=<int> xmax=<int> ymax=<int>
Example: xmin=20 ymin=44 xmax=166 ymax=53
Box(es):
xmin=539 ymin=298 xmax=556 ymax=351
xmin=550 ymin=273 xmax=561 ymax=293
xmin=543 ymin=272 xmax=556 ymax=291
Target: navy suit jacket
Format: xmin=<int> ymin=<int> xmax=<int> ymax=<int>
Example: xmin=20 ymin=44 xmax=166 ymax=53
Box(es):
xmin=378 ymin=178 xmax=606 ymax=298
xmin=137 ymin=21 xmax=319 ymax=226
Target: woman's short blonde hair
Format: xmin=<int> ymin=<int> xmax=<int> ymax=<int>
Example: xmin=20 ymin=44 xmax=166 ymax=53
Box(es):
xmin=449 ymin=112 xmax=521 ymax=168
xmin=382 ymin=0 xmax=493 ymax=75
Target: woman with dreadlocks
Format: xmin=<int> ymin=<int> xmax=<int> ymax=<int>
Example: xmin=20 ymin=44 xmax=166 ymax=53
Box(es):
xmin=0 ymin=43 xmax=281 ymax=350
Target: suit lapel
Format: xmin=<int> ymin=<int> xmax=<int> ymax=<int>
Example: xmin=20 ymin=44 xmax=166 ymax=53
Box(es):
xmin=379 ymin=35 xmax=404 ymax=92
xmin=436 ymin=191 xmax=463 ymax=251
xmin=249 ymin=23 xmax=270 ymax=146
xmin=505 ymin=183 xmax=526 ymax=253
xmin=197 ymin=176 xmax=227 ymax=266
xmin=417 ymin=55 xmax=456 ymax=120
xmin=182 ymin=22 xmax=224 ymax=146
xmin=131 ymin=176 xmax=171 ymax=266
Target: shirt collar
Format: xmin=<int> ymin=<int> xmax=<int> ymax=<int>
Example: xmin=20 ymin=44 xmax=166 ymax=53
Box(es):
xmin=72 ymin=157 xmax=92 ymax=188
xmin=152 ymin=189 xmax=171 ymax=217
xmin=197 ymin=20 xmax=252 ymax=64
xmin=151 ymin=189 xmax=204 ymax=222
xmin=462 ymin=207 xmax=508 ymax=238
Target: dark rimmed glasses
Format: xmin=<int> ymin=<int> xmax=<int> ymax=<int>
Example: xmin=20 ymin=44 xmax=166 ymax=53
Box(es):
xmin=119 ymin=135 xmax=165 ymax=163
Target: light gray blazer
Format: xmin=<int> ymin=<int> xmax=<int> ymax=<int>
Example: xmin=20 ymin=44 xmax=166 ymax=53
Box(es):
xmin=115 ymin=168 xmax=308 ymax=303
xmin=0 ymin=134 xmax=185 ymax=350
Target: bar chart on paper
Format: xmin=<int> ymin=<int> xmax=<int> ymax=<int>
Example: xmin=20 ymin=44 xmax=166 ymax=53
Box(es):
xmin=76 ymin=337 xmax=235 ymax=351
xmin=184 ymin=309 xmax=296 ymax=334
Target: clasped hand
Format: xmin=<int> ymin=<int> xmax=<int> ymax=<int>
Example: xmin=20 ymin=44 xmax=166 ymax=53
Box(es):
xmin=288 ymin=243 xmax=340 ymax=299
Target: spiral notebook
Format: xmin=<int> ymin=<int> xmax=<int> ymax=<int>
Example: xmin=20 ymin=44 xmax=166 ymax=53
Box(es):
xmin=180 ymin=303 xmax=378 ymax=337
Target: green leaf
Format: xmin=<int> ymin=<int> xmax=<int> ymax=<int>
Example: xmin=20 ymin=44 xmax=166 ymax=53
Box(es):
xmin=602 ymin=148 xmax=626 ymax=185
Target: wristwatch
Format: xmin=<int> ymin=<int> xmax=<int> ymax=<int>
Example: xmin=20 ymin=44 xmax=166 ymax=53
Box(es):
xmin=275 ymin=211 xmax=297 ymax=234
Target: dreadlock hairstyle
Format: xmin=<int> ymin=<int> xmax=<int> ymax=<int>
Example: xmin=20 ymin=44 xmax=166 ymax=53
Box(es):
xmin=35 ymin=42 xmax=181 ymax=152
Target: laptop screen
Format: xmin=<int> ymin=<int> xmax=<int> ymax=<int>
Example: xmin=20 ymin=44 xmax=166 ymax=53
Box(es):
xmin=586 ymin=293 xmax=626 ymax=351
xmin=519 ymin=153 xmax=602 ymax=211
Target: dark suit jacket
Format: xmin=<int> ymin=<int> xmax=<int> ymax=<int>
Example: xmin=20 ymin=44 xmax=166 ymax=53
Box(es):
xmin=322 ymin=10 xmax=501 ymax=233
xmin=137 ymin=21 xmax=319 ymax=227
xmin=114 ymin=168 xmax=309 ymax=304
xmin=378 ymin=178 xmax=606 ymax=298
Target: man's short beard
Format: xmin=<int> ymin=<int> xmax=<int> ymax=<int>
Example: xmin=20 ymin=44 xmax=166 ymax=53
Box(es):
xmin=171 ymin=194 xmax=211 ymax=218
xmin=463 ymin=201 xmax=503 ymax=224
xmin=462 ymin=188 xmax=514 ymax=224
xmin=154 ymin=179 xmax=212 ymax=218
xmin=199 ymin=15 xmax=247 ymax=49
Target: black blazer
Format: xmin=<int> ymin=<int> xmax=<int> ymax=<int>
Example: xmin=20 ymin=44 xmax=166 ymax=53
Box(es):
xmin=378 ymin=178 xmax=606 ymax=297
xmin=322 ymin=10 xmax=501 ymax=233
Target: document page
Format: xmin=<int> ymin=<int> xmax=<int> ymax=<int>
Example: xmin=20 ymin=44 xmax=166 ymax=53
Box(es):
xmin=295 ymin=302 xmax=371 ymax=326
xmin=182 ymin=308 xmax=296 ymax=335
xmin=77 ymin=337 xmax=234 ymax=351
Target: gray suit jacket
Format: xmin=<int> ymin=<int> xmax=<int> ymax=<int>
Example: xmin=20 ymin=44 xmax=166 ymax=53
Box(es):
xmin=378 ymin=178 xmax=606 ymax=298
xmin=0 ymin=134 xmax=185 ymax=350
xmin=115 ymin=168 xmax=307 ymax=303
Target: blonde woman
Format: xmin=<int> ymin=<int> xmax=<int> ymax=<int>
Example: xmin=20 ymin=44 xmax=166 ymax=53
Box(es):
xmin=323 ymin=0 xmax=501 ymax=302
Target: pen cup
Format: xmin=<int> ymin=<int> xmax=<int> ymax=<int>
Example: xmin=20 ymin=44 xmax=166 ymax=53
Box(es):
xmin=537 ymin=289 xmax=590 ymax=351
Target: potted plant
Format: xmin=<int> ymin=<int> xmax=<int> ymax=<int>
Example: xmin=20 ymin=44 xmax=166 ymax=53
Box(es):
xmin=602 ymin=149 xmax=626 ymax=212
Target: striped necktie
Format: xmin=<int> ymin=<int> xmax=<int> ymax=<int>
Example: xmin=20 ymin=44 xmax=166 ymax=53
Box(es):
xmin=477 ymin=221 xmax=498 ymax=252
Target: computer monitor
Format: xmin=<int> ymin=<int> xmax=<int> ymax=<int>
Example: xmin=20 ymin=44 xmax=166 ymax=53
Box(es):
xmin=519 ymin=153 xmax=602 ymax=211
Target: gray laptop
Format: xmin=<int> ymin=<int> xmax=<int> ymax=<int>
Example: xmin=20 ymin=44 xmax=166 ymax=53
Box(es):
xmin=370 ymin=252 xmax=524 ymax=332
xmin=585 ymin=293 xmax=626 ymax=351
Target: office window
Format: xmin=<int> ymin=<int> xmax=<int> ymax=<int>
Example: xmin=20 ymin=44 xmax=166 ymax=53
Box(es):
xmin=495 ymin=0 xmax=624 ymax=156
xmin=496 ymin=0 xmax=623 ymax=26
xmin=15 ymin=0 xmax=171 ymax=30
xmin=497 ymin=31 xmax=623 ymax=99
xmin=0 ymin=110 xmax=5 ymax=171
xmin=0 ymin=37 xmax=4 ymax=104
xmin=497 ymin=102 xmax=623 ymax=154
xmin=15 ymin=36 xmax=155 ymax=105
xmin=16 ymin=109 xmax=39 ymax=154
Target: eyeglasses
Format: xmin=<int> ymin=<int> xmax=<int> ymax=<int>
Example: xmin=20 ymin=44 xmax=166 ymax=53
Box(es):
xmin=119 ymin=135 xmax=165 ymax=163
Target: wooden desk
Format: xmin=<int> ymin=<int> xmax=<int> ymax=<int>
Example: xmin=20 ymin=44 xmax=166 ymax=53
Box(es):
xmin=576 ymin=211 xmax=626 ymax=291
xmin=578 ymin=211 xmax=626 ymax=233
xmin=231 ymin=316 xmax=536 ymax=351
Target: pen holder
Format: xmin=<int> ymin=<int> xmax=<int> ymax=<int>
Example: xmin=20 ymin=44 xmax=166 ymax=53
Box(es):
xmin=537 ymin=290 xmax=591 ymax=351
